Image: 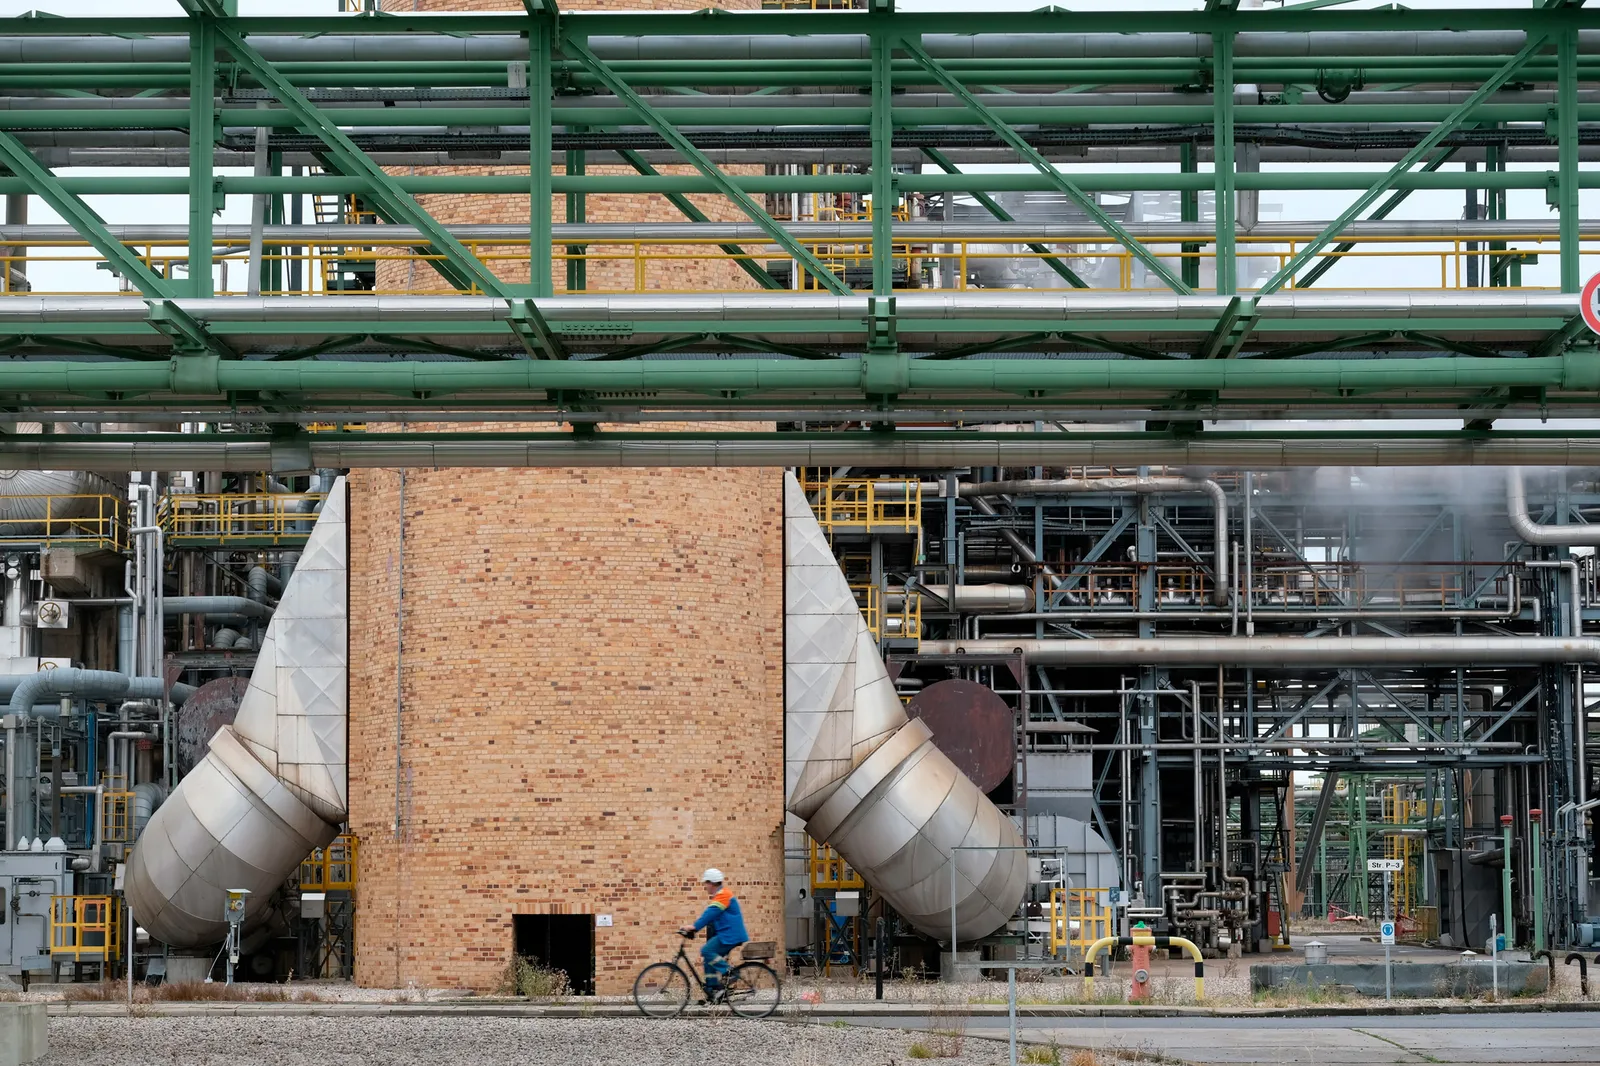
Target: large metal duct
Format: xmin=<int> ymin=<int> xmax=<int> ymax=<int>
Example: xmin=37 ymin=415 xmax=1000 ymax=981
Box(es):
xmin=785 ymin=473 xmax=1027 ymax=943
xmin=1506 ymin=468 xmax=1600 ymax=547
xmin=124 ymin=479 xmax=347 ymax=948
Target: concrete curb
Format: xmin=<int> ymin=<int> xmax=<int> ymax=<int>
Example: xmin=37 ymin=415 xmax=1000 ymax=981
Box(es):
xmin=41 ymin=999 xmax=1600 ymax=1020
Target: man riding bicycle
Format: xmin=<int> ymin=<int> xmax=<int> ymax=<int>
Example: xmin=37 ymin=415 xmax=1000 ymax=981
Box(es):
xmin=678 ymin=868 xmax=747 ymax=1000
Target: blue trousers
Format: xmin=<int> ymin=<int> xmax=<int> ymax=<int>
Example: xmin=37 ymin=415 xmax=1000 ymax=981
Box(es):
xmin=701 ymin=936 xmax=734 ymax=989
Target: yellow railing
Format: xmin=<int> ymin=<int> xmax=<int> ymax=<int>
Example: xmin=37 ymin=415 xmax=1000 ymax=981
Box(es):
xmin=100 ymin=790 xmax=136 ymax=844
xmin=851 ymin=583 xmax=920 ymax=643
xmin=1 ymin=230 xmax=1585 ymax=297
xmin=809 ymin=840 xmax=864 ymax=891
xmin=0 ymin=494 xmax=125 ymax=550
xmin=159 ymin=492 xmax=327 ymax=545
xmin=50 ymin=895 xmax=122 ymax=961
xmin=299 ymin=834 xmax=358 ymax=893
xmin=1048 ymin=887 xmax=1114 ymax=954
xmin=810 ymin=478 xmax=920 ymax=535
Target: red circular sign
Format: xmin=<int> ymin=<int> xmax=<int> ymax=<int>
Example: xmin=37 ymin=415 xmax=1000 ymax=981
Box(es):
xmin=1582 ymin=272 xmax=1600 ymax=336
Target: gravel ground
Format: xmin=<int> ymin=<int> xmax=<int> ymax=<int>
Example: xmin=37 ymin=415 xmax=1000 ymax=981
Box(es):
xmin=41 ymin=1015 xmax=1007 ymax=1066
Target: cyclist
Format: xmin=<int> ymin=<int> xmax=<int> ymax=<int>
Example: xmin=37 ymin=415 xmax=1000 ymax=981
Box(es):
xmin=678 ymin=868 xmax=747 ymax=1000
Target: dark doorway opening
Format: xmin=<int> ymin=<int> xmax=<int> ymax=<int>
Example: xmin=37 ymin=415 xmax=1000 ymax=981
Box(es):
xmin=512 ymin=913 xmax=595 ymax=995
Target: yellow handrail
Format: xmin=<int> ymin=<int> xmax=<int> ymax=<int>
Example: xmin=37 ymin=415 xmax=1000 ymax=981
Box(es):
xmin=808 ymin=839 xmax=864 ymax=891
xmin=50 ymin=895 xmax=122 ymax=961
xmin=0 ymin=494 xmax=125 ymax=551
xmin=160 ymin=492 xmax=327 ymax=545
xmin=299 ymin=833 xmax=358 ymax=893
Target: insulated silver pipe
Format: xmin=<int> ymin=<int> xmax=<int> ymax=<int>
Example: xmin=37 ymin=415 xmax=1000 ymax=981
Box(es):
xmin=0 ymin=31 xmax=1594 ymax=64
xmin=0 ymin=290 xmax=1574 ymax=326
xmin=919 ymin=636 xmax=1600 ymax=666
xmin=0 ymin=218 xmax=1583 ymax=244
xmin=12 ymin=436 xmax=1600 ymax=472
xmin=1507 ymin=468 xmax=1600 ymax=546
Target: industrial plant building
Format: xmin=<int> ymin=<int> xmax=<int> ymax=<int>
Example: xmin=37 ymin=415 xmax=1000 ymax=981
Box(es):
xmin=0 ymin=0 xmax=1593 ymax=1002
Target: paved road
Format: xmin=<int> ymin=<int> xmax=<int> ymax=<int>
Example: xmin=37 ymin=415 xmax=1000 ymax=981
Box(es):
xmin=845 ymin=1010 xmax=1600 ymax=1064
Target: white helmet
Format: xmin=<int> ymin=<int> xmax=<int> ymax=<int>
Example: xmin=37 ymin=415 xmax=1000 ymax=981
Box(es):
xmin=702 ymin=868 xmax=725 ymax=884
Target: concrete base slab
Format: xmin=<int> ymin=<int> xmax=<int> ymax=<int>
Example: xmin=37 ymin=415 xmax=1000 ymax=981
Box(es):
xmin=1252 ymin=960 xmax=1549 ymax=998
xmin=939 ymin=951 xmax=985 ymax=983
xmin=0 ymin=1003 xmax=45 ymax=1066
xmin=164 ymin=957 xmax=212 ymax=984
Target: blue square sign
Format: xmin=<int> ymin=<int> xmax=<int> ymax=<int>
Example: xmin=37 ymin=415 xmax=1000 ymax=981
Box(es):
xmin=1380 ymin=921 xmax=1396 ymax=945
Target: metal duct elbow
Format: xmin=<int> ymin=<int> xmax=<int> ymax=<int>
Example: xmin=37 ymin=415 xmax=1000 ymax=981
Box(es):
xmin=125 ymin=479 xmax=348 ymax=948
xmin=246 ymin=566 xmax=281 ymax=603
xmin=5 ymin=669 xmax=167 ymax=718
xmin=785 ymin=474 xmax=1027 ymax=944
xmin=1507 ymin=468 xmax=1600 ymax=546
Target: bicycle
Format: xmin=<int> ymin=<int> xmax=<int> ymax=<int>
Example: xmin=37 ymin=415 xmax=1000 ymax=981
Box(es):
xmin=632 ymin=932 xmax=782 ymax=1019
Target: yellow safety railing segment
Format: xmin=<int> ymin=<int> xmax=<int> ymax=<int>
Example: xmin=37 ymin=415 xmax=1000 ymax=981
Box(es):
xmin=1048 ymin=887 xmax=1114 ymax=953
xmin=0 ymin=495 xmax=125 ymax=551
xmin=101 ymin=790 xmax=136 ymax=844
xmin=812 ymin=478 xmax=920 ymax=534
xmin=809 ymin=840 xmax=864 ymax=891
xmin=160 ymin=492 xmax=327 ymax=544
xmin=50 ymin=895 xmax=122 ymax=961
xmin=299 ymin=833 xmax=358 ymax=893
xmin=0 ymin=230 xmax=1586 ymax=298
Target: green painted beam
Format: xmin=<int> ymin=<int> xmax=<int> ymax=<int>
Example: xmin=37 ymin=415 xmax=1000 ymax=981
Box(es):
xmin=213 ymin=24 xmax=518 ymax=302
xmin=900 ymin=36 xmax=1191 ymax=295
xmin=1560 ymin=28 xmax=1582 ymax=291
xmin=0 ymin=132 xmax=174 ymax=297
xmin=175 ymin=0 xmax=236 ymax=14
xmin=559 ymin=34 xmax=852 ymax=296
xmin=1257 ymin=32 xmax=1553 ymax=296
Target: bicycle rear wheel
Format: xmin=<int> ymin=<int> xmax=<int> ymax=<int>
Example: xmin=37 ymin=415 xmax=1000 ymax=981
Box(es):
xmin=725 ymin=961 xmax=781 ymax=1019
xmin=633 ymin=962 xmax=691 ymax=1019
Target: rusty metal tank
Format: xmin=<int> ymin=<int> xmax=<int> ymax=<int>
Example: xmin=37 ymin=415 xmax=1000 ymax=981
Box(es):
xmin=904 ymin=678 xmax=1015 ymax=794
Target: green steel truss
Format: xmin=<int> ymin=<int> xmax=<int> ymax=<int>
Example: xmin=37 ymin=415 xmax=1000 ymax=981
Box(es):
xmin=0 ymin=4 xmax=1595 ymax=432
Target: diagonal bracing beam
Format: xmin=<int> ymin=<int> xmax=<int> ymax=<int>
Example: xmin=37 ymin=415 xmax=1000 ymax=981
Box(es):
xmin=0 ymin=132 xmax=174 ymax=298
xmin=1293 ymin=147 xmax=1458 ymax=290
xmin=614 ymin=149 xmax=785 ymax=292
xmin=900 ymin=36 xmax=1191 ymax=295
xmin=176 ymin=0 xmax=236 ymax=14
xmin=921 ymin=148 xmax=1089 ymax=289
xmin=561 ymin=35 xmax=852 ymax=297
xmin=1257 ymin=33 xmax=1551 ymax=296
xmin=213 ymin=23 xmax=564 ymax=358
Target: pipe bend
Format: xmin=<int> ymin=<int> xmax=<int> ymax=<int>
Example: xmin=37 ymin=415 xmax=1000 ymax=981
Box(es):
xmin=1508 ymin=469 xmax=1600 ymax=546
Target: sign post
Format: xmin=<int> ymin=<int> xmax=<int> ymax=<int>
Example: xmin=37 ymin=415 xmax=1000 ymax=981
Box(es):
xmin=1368 ymin=858 xmax=1402 ymax=1000
xmin=1582 ymin=272 xmax=1600 ymax=335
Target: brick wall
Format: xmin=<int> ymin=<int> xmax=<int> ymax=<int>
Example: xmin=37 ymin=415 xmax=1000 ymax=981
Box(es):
xmin=348 ymin=0 xmax=785 ymax=996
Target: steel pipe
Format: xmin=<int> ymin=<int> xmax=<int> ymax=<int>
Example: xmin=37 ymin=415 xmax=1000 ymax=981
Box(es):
xmin=14 ymin=434 xmax=1600 ymax=472
xmin=919 ymin=636 xmax=1600 ymax=666
xmin=1508 ymin=469 xmax=1600 ymax=546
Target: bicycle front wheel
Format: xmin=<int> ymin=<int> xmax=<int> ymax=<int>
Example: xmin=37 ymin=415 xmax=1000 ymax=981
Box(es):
xmin=725 ymin=961 xmax=781 ymax=1019
xmin=633 ymin=962 xmax=691 ymax=1019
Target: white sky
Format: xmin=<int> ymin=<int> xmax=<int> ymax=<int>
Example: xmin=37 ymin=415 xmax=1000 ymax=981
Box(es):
xmin=1 ymin=0 xmax=1593 ymax=293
